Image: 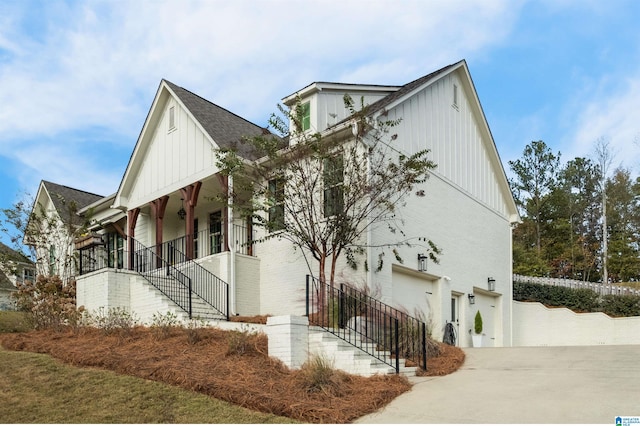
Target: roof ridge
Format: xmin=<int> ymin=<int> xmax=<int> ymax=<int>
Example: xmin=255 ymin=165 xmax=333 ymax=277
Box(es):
xmin=42 ymin=180 xmax=105 ymax=199
xmin=163 ymin=79 xmax=267 ymax=132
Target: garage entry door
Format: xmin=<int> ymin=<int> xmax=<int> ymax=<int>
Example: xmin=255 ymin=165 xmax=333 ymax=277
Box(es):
xmin=471 ymin=290 xmax=499 ymax=347
xmin=391 ymin=266 xmax=437 ymax=320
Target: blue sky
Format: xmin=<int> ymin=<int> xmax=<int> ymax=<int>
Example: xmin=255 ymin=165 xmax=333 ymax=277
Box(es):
xmin=1 ymin=0 xmax=639 ymax=246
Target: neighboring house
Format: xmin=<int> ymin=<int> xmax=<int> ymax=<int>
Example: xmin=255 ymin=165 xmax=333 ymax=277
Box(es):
xmin=0 ymin=242 xmax=36 ymax=310
xmin=25 ymin=181 xmax=104 ymax=283
xmin=65 ymin=59 xmax=517 ymax=347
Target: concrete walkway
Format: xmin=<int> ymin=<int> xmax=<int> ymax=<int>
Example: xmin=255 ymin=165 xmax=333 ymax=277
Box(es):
xmin=355 ymin=345 xmax=640 ymax=424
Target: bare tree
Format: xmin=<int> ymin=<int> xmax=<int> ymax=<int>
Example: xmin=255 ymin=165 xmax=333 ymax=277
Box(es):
xmin=1 ymin=192 xmax=90 ymax=283
xmin=593 ymin=137 xmax=616 ymax=284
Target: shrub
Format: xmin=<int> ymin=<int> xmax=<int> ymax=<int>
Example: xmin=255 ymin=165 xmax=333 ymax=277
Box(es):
xmin=11 ymin=275 xmax=84 ymax=331
xmin=90 ymin=307 xmax=139 ymax=337
xmin=474 ymin=311 xmax=483 ymax=334
xmin=226 ymin=325 xmax=260 ymax=356
xmin=150 ymin=311 xmax=179 ymax=339
xmin=514 ymin=280 xmax=640 ymax=317
xmin=296 ymin=354 xmax=346 ymax=396
xmin=600 ymin=295 xmax=640 ymax=317
xmin=185 ymin=317 xmax=208 ymax=345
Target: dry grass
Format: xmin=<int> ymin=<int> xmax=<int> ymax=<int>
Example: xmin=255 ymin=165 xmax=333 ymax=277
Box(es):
xmin=0 ymin=321 xmax=464 ymax=423
xmin=0 ymin=347 xmax=294 ymax=424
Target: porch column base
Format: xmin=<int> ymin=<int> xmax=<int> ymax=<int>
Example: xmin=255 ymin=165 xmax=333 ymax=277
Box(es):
xmin=266 ymin=315 xmax=309 ymax=369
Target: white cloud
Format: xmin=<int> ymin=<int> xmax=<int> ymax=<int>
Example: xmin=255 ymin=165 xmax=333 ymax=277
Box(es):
xmin=0 ymin=0 xmax=522 ymax=198
xmin=567 ymin=73 xmax=640 ymax=173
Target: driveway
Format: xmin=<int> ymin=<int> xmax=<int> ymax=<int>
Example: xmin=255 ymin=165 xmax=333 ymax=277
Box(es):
xmin=355 ymin=345 xmax=640 ymax=424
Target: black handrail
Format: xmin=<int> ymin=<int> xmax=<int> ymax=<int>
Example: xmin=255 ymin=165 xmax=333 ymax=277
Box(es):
xmin=305 ymin=275 xmax=428 ymax=373
xmin=129 ymin=238 xmax=194 ymax=318
xmin=163 ymin=240 xmax=229 ymax=320
xmin=159 ymin=225 xmax=255 ymax=259
xmin=77 ymin=237 xmax=229 ymax=320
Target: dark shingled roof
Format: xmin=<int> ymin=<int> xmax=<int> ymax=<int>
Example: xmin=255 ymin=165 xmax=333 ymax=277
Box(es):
xmin=0 ymin=242 xmax=32 ymax=264
xmin=41 ymin=181 xmax=104 ymax=225
xmin=0 ymin=242 xmax=33 ymax=290
xmin=0 ymin=272 xmax=14 ymax=290
xmin=164 ymin=80 xmax=279 ymax=160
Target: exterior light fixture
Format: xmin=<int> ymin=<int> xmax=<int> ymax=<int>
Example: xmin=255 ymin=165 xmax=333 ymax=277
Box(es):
xmin=417 ymin=254 xmax=428 ymax=271
xmin=468 ymin=294 xmax=475 ymax=304
xmin=177 ymin=198 xmax=186 ymax=220
xmin=488 ymin=277 xmax=496 ymax=291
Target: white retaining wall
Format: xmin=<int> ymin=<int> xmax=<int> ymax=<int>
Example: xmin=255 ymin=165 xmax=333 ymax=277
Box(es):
xmin=513 ymin=301 xmax=640 ymax=346
xmin=76 ymin=269 xmax=185 ymax=324
xmin=265 ymin=315 xmax=309 ymax=369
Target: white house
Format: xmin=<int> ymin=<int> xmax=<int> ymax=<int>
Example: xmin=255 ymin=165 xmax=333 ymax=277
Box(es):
xmin=25 ymin=181 xmax=104 ymax=283
xmin=62 ymin=59 xmax=518 ymax=349
xmin=0 ymin=242 xmax=36 ymax=310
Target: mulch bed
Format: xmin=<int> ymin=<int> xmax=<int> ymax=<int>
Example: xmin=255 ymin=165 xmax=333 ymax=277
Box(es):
xmin=0 ymin=326 xmax=464 ymax=423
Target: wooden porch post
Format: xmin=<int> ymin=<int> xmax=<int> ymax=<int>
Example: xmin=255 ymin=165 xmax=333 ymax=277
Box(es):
xmin=150 ymin=196 xmax=169 ymax=268
xmin=127 ymin=208 xmax=140 ymax=270
xmin=180 ymin=181 xmax=202 ymax=260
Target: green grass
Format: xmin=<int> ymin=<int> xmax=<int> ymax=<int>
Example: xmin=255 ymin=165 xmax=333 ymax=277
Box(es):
xmin=0 ymin=348 xmax=296 ymax=423
xmin=0 ymin=311 xmax=33 ymax=333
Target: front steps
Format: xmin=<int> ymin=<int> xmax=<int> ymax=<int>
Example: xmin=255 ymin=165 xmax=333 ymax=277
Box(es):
xmin=141 ymin=274 xmax=226 ymax=322
xmin=308 ymin=327 xmax=418 ymax=377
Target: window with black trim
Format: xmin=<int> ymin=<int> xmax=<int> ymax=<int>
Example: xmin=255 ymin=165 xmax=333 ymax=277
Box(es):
xmin=209 ymin=212 xmax=223 ymax=254
xmin=106 ymin=233 xmax=124 ymax=269
xmin=268 ymin=178 xmax=285 ymax=231
xmin=323 ymin=156 xmax=344 ymax=217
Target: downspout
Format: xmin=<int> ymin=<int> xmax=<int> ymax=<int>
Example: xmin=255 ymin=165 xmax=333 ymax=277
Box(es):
xmin=228 ymin=174 xmax=236 ymax=316
xmin=508 ymin=220 xmax=515 ymax=347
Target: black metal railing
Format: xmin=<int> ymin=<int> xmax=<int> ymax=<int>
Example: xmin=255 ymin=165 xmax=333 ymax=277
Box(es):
xmin=162 ymin=240 xmax=229 ymax=320
xmin=78 ymin=244 xmax=126 ymax=275
xmin=161 ymin=225 xmax=255 ymax=260
xmin=77 ymin=237 xmax=229 ymax=320
xmin=305 ymin=275 xmax=427 ymax=373
xmin=129 ymin=238 xmax=194 ymax=318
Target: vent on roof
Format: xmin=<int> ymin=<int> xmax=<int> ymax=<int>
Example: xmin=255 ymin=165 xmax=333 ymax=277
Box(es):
xmin=168 ymin=106 xmax=176 ymax=131
xmin=452 ymin=84 xmax=459 ymax=111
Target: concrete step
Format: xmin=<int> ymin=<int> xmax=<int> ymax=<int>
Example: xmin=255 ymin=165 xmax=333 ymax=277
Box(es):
xmin=308 ymin=329 xmax=417 ymax=377
xmin=142 ymin=277 xmax=226 ymax=321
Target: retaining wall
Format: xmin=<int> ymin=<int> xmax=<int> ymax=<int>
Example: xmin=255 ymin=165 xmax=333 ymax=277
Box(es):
xmin=513 ymin=301 xmax=640 ymax=346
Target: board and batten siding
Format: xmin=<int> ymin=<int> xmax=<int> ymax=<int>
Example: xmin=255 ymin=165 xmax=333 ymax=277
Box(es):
xmin=315 ymin=90 xmax=392 ymax=132
xmin=383 ymin=72 xmax=509 ymax=219
xmin=127 ymin=98 xmax=218 ymax=207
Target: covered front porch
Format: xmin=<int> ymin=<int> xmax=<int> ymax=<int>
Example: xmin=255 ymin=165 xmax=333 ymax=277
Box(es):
xmin=76 ymin=175 xmax=262 ymax=318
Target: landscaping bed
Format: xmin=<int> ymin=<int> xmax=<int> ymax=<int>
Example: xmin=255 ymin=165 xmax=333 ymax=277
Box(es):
xmin=0 ymin=325 xmax=464 ymax=423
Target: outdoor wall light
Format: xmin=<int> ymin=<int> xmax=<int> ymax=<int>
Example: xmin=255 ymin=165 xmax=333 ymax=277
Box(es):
xmin=468 ymin=294 xmax=476 ymax=304
xmin=418 ymin=254 xmax=428 ymax=271
xmin=488 ymin=277 xmax=496 ymax=291
xmin=177 ymin=198 xmax=186 ymax=220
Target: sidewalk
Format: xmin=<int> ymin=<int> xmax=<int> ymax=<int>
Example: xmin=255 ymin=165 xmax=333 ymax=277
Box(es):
xmin=355 ymin=345 xmax=640 ymax=424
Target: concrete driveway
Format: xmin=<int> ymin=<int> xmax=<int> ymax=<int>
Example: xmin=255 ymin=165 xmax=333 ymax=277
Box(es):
xmin=355 ymin=345 xmax=640 ymax=424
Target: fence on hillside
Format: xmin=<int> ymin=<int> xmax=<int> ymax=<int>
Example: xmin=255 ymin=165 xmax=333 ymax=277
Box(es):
xmin=513 ymin=274 xmax=640 ymax=297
